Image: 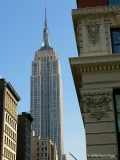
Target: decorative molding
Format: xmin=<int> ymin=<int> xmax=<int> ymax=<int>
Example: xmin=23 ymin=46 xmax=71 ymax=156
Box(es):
xmin=87 ymin=23 xmax=99 ymax=45
xmin=82 ymin=90 xmax=112 ymax=96
xmin=81 ymin=93 xmax=112 ymax=120
xmin=77 ymin=63 xmax=120 ymax=73
xmin=72 ymin=5 xmax=120 ymax=16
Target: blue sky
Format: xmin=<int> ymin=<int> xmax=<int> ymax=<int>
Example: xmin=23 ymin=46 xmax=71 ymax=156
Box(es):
xmin=0 ymin=0 xmax=86 ymax=159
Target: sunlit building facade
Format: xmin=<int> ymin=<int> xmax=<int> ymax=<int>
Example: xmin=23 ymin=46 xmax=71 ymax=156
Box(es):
xmin=31 ymin=131 xmax=58 ymax=160
xmin=30 ymin=9 xmax=64 ymax=160
xmin=0 ymin=79 xmax=20 ymax=160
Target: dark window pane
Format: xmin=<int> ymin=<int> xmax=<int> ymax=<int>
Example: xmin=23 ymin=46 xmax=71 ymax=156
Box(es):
xmin=37 ymin=142 xmax=39 ymax=145
xmin=115 ymin=95 xmax=120 ymax=112
xmin=117 ymin=114 xmax=120 ymax=132
xmin=113 ymin=45 xmax=120 ymax=54
xmin=114 ymin=93 xmax=120 ymax=132
xmin=109 ymin=0 xmax=120 ymax=5
xmin=112 ymin=32 xmax=120 ymax=44
xmin=37 ymin=153 xmax=39 ymax=157
xmin=111 ymin=29 xmax=120 ymax=54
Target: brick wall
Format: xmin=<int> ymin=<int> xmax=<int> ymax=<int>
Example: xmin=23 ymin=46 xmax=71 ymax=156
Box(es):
xmin=76 ymin=0 xmax=108 ymax=8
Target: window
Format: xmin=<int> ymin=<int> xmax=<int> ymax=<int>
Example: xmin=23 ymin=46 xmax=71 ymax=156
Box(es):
xmin=37 ymin=153 xmax=39 ymax=157
xmin=37 ymin=142 xmax=39 ymax=145
xmin=7 ymin=137 xmax=8 ymax=144
xmin=45 ymin=142 xmax=47 ymax=145
xmin=108 ymin=0 xmax=120 ymax=5
xmin=111 ymin=29 xmax=120 ymax=54
xmin=37 ymin=147 xmax=39 ymax=151
xmin=5 ymin=136 xmax=6 ymax=143
xmin=15 ymin=123 xmax=16 ymax=130
xmin=113 ymin=89 xmax=120 ymax=157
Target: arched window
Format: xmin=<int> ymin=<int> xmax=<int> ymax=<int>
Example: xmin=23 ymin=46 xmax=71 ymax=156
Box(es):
xmin=12 ymin=120 xmax=13 ymax=127
xmin=7 ymin=137 xmax=8 ymax=144
xmin=11 ymin=141 xmax=12 ymax=148
xmin=11 ymin=130 xmax=12 ymax=137
xmin=15 ymin=123 xmax=16 ymax=130
xmin=9 ymin=139 xmax=10 ymax=146
xmin=5 ymin=124 xmax=7 ymax=132
xmin=5 ymin=136 xmax=6 ymax=143
xmin=6 ymin=113 xmax=7 ymax=121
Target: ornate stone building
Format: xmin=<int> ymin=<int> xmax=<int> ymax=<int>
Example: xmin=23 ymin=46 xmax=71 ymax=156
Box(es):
xmin=69 ymin=0 xmax=120 ymax=159
xmin=0 ymin=79 xmax=20 ymax=160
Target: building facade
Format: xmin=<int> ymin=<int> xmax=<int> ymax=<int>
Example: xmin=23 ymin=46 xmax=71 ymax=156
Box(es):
xmin=30 ymin=9 xmax=64 ymax=160
xmin=62 ymin=154 xmax=68 ymax=160
xmin=69 ymin=0 xmax=120 ymax=160
xmin=0 ymin=79 xmax=20 ymax=160
xmin=31 ymin=131 xmax=58 ymax=160
xmin=16 ymin=112 xmax=33 ymax=160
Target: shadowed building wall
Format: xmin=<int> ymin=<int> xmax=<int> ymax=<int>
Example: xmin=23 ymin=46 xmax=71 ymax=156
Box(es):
xmin=16 ymin=112 xmax=33 ymax=160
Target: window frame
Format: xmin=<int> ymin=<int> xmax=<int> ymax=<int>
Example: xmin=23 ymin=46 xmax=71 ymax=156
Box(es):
xmin=108 ymin=0 xmax=120 ymax=5
xmin=111 ymin=28 xmax=120 ymax=54
xmin=113 ymin=89 xmax=120 ymax=158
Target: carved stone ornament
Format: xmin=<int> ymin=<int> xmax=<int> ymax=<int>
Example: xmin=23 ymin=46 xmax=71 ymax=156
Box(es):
xmin=83 ymin=96 xmax=111 ymax=120
xmin=87 ymin=23 xmax=99 ymax=45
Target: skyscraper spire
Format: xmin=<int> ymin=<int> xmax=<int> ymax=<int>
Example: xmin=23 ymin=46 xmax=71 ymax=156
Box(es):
xmin=45 ymin=7 xmax=47 ymax=28
xmin=42 ymin=7 xmax=50 ymax=47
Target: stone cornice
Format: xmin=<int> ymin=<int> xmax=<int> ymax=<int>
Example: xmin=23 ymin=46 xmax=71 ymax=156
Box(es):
xmin=77 ymin=63 xmax=120 ymax=73
xmin=5 ymin=82 xmax=21 ymax=101
xmin=72 ymin=5 xmax=120 ymax=16
xmin=70 ymin=54 xmax=120 ymax=72
xmin=69 ymin=54 xmax=120 ymax=65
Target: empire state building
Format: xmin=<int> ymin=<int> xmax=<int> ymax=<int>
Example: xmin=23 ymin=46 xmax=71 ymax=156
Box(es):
xmin=30 ymin=9 xmax=64 ymax=160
